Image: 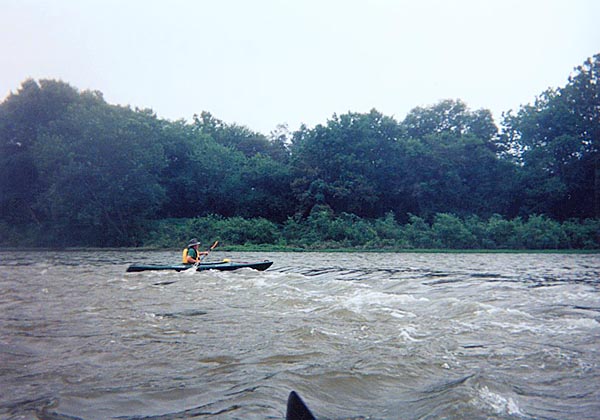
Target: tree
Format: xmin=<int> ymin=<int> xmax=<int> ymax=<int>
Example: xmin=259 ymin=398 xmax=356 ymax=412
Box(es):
xmin=401 ymin=99 xmax=500 ymax=150
xmin=31 ymin=94 xmax=167 ymax=245
xmin=502 ymin=53 xmax=600 ymax=219
xmin=290 ymin=109 xmax=404 ymax=218
xmin=0 ymin=79 xmax=81 ymax=225
xmin=154 ymin=120 xmax=242 ymax=219
xmin=407 ymin=132 xmax=517 ymax=219
xmin=237 ymin=153 xmax=296 ymax=221
xmin=192 ymin=111 xmax=288 ymax=161
xmin=564 ymin=54 xmax=600 ymax=217
xmin=399 ymin=101 xmax=517 ymax=218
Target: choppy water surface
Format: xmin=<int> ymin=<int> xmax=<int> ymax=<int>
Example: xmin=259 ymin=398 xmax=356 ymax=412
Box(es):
xmin=1 ymin=251 xmax=599 ymax=419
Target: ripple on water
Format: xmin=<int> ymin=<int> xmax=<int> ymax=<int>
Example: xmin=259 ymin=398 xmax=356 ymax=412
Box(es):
xmin=1 ymin=251 xmax=599 ymax=419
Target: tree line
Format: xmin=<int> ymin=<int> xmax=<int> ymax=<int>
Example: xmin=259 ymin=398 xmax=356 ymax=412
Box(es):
xmin=0 ymin=54 xmax=598 ymax=249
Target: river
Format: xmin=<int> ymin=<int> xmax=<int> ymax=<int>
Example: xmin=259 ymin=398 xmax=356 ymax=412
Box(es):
xmin=1 ymin=251 xmax=599 ymax=419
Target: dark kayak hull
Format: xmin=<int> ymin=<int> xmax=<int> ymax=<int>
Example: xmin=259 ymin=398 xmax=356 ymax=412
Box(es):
xmin=126 ymin=260 xmax=273 ymax=273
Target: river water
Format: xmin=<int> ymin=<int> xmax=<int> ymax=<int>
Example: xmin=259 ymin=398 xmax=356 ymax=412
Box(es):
xmin=1 ymin=251 xmax=599 ymax=419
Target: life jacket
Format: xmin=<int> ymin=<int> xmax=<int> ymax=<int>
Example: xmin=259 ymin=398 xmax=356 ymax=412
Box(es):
xmin=182 ymin=248 xmax=187 ymax=263
xmin=181 ymin=248 xmax=198 ymax=264
xmin=182 ymin=247 xmax=197 ymax=263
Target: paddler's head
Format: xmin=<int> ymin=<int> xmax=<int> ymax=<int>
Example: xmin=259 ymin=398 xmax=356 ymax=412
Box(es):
xmin=188 ymin=238 xmax=201 ymax=248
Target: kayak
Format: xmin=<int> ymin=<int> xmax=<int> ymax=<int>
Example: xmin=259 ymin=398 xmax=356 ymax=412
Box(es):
xmin=126 ymin=260 xmax=273 ymax=273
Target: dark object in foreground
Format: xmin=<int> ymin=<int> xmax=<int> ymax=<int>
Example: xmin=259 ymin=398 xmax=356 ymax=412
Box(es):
xmin=287 ymin=391 xmax=316 ymax=420
xmin=126 ymin=260 xmax=273 ymax=273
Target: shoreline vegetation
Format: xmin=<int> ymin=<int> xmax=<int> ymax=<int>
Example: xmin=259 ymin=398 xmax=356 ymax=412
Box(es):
xmin=4 ymin=211 xmax=596 ymax=251
xmin=0 ymin=247 xmax=597 ymax=254
xmin=2 ymin=55 xmax=599 ymax=250
xmin=139 ymin=212 xmax=600 ymax=251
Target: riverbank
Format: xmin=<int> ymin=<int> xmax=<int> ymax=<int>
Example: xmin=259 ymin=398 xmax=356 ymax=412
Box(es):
xmin=1 ymin=245 xmax=598 ymax=253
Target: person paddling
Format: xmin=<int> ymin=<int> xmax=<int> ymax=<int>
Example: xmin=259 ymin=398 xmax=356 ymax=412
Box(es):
xmin=182 ymin=238 xmax=209 ymax=264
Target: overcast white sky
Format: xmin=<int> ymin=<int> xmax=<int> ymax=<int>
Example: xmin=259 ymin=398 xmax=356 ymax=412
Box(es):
xmin=1 ymin=0 xmax=599 ymax=134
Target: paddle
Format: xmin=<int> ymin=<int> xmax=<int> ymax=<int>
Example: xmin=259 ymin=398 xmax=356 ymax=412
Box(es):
xmin=194 ymin=240 xmax=219 ymax=268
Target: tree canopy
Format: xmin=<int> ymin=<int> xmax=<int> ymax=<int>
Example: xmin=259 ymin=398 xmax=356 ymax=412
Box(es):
xmin=1 ymin=53 xmax=598 ymax=247
xmin=502 ymin=53 xmax=599 ymax=219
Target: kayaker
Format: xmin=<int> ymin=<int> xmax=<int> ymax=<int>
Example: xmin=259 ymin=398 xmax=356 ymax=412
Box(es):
xmin=182 ymin=238 xmax=209 ymax=264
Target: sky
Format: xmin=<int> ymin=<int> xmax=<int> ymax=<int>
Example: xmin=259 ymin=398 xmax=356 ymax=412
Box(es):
xmin=1 ymin=0 xmax=599 ymax=135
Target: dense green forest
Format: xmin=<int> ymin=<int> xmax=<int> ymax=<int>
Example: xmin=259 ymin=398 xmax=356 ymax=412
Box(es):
xmin=1 ymin=54 xmax=598 ymax=249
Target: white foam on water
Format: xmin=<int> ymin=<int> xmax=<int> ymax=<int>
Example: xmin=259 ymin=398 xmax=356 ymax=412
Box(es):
xmin=561 ymin=317 xmax=600 ymax=330
xmin=399 ymin=327 xmax=421 ymax=342
xmin=475 ymin=385 xmax=524 ymax=417
xmin=342 ymin=290 xmax=429 ymax=314
xmin=386 ymin=308 xmax=417 ymax=319
xmin=474 ymin=303 xmax=535 ymax=320
xmin=486 ymin=314 xmax=600 ymax=337
xmin=181 ymin=266 xmax=198 ymax=275
xmin=488 ymin=320 xmax=545 ymax=334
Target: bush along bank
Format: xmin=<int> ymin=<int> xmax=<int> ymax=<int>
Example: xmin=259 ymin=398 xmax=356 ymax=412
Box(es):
xmin=140 ymin=210 xmax=600 ymax=251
